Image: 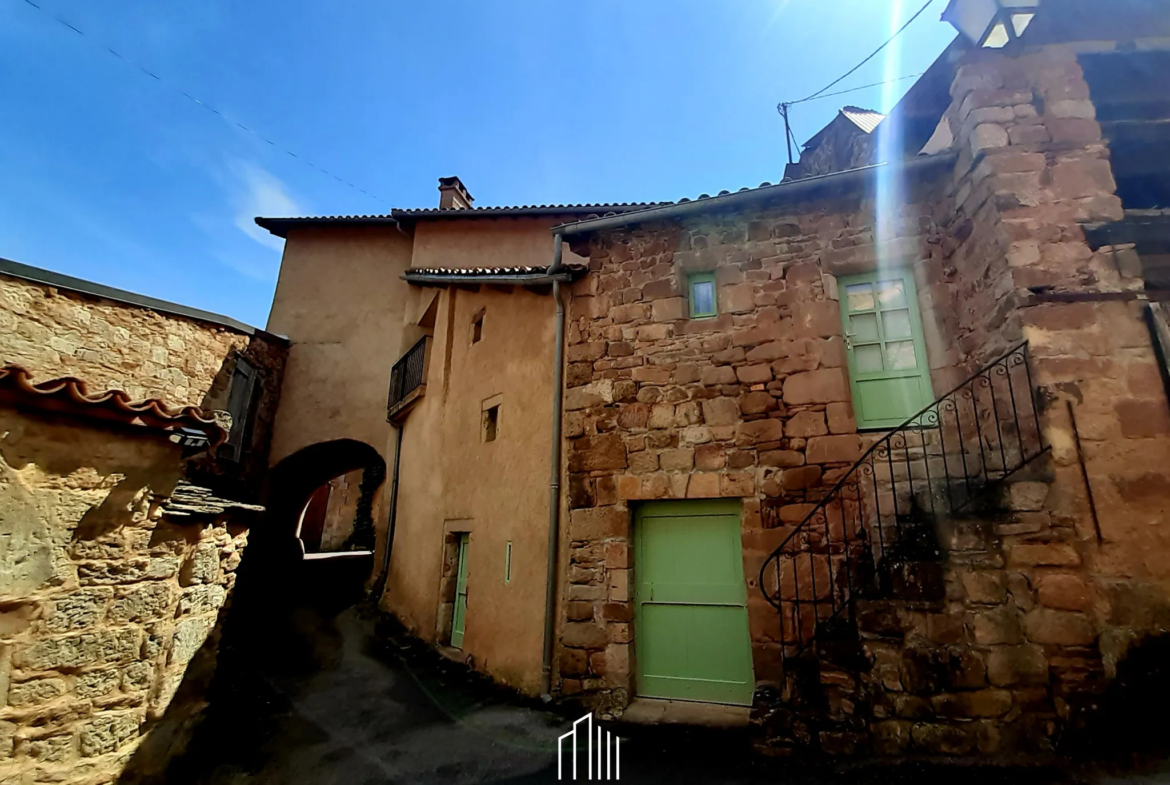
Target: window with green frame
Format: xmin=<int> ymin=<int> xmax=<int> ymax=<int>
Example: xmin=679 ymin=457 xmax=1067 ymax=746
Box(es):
xmin=688 ymin=272 xmax=717 ymax=318
xmin=838 ymin=269 xmax=935 ymax=430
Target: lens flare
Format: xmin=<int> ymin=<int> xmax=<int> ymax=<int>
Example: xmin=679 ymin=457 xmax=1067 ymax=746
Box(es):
xmin=876 ymin=0 xmax=906 ymax=275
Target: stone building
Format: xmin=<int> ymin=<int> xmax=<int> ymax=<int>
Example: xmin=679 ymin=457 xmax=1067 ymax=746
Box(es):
xmin=0 ymin=259 xmax=286 ymax=782
xmin=547 ymin=0 xmax=1170 ymax=757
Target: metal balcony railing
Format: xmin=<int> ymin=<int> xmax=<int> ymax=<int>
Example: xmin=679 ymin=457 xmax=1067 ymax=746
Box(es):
xmin=759 ymin=341 xmax=1048 ymax=661
xmin=387 ymin=336 xmax=429 ymax=419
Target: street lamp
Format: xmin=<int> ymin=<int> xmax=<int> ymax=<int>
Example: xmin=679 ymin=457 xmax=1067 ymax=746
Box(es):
xmin=942 ymin=0 xmax=1041 ymax=49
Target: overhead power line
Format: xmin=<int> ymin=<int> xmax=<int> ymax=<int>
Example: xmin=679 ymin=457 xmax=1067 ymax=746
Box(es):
xmin=15 ymin=0 xmax=388 ymax=205
xmin=796 ymin=0 xmax=937 ymax=105
xmin=775 ymin=0 xmax=938 ymax=164
xmin=789 ymin=72 xmax=925 ymax=108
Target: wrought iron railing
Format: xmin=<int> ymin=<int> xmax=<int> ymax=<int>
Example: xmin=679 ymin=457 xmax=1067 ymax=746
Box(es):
xmin=387 ymin=336 xmax=428 ymax=418
xmin=759 ymin=341 xmax=1047 ymax=660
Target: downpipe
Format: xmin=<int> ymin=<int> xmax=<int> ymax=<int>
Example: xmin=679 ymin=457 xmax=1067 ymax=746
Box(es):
xmin=373 ymin=421 xmax=403 ymax=600
xmin=541 ymin=232 xmax=565 ymax=700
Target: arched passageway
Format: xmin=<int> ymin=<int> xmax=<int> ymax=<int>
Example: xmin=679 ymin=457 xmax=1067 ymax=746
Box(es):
xmin=263 ymin=438 xmax=387 ymax=556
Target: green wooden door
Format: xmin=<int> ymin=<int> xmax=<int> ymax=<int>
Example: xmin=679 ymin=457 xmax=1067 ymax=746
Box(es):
xmin=839 ymin=270 xmax=934 ymax=430
xmin=451 ymin=533 xmax=470 ymax=649
xmin=634 ymin=500 xmax=755 ymax=706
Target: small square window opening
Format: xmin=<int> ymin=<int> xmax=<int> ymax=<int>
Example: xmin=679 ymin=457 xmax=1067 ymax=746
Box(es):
xmin=471 ymin=310 xmax=485 ymax=344
xmin=483 ymin=405 xmax=499 ymax=442
xmin=688 ymin=272 xmax=717 ymax=319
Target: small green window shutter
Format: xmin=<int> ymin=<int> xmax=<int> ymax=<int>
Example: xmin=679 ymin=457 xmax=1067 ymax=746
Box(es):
xmin=688 ymin=272 xmax=717 ymax=319
xmin=838 ymin=269 xmax=934 ymax=430
xmin=451 ymin=534 xmax=470 ymax=649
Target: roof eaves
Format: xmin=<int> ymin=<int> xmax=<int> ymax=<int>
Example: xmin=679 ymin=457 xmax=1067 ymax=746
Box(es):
xmin=554 ymin=153 xmax=957 ymax=237
xmin=402 ymin=264 xmax=585 ymax=288
xmin=0 ymin=365 xmax=227 ymax=447
xmin=255 ymin=202 xmax=672 ymax=237
xmin=0 ymin=257 xmax=257 ymax=335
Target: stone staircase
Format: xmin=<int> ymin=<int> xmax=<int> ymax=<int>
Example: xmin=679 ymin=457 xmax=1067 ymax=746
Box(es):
xmin=753 ymin=488 xmax=1107 ymax=758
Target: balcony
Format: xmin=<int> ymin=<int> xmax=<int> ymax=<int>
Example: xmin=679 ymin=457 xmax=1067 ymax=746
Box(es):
xmin=387 ymin=336 xmax=430 ymax=421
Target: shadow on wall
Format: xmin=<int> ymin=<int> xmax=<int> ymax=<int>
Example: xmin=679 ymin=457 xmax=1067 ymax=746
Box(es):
xmin=1070 ymin=630 xmax=1170 ymax=767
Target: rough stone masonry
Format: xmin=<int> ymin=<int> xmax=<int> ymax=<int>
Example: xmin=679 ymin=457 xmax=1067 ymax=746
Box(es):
xmin=553 ymin=40 xmax=1170 ymax=758
xmin=0 ymin=409 xmax=253 ymax=784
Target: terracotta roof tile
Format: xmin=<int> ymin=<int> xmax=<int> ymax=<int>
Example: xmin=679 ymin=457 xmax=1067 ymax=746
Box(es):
xmin=0 ymin=365 xmax=226 ymax=447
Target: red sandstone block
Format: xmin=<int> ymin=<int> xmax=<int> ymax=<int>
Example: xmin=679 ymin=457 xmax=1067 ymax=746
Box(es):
xmin=1035 ymin=573 xmax=1090 ymax=612
xmin=1022 ymin=609 xmax=1096 ymax=646
xmin=805 ymin=435 xmax=861 ymax=465
xmin=686 ymin=473 xmax=721 ymax=498
xmin=783 ymin=368 xmax=850 ymax=405
xmin=1116 ymin=400 xmax=1170 ymax=438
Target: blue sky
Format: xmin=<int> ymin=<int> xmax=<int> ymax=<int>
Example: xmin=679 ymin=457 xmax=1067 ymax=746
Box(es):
xmin=0 ymin=0 xmax=956 ymax=327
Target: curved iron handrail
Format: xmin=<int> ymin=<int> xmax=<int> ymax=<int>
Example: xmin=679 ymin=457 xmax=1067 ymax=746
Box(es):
xmin=758 ymin=340 xmax=1047 ymax=657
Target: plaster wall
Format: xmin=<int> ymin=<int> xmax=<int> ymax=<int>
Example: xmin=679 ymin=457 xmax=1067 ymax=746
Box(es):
xmin=265 ymin=227 xmax=413 ymax=467
xmin=384 ymin=283 xmax=557 ymax=695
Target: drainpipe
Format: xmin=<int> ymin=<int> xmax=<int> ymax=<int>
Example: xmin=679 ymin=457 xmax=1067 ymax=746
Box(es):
xmin=373 ymin=421 xmax=404 ymax=599
xmin=541 ymin=232 xmax=565 ymax=700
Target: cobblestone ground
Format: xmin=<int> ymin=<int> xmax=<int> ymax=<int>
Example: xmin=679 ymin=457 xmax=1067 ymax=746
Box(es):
xmin=152 ymin=559 xmax=1161 ymax=785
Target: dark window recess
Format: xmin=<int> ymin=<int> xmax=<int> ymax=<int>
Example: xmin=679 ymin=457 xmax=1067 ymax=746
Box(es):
xmin=219 ymin=357 xmax=260 ymax=463
xmin=471 ymin=310 xmax=485 ymax=344
xmin=483 ymin=405 xmax=499 ymax=442
xmin=1082 ymin=52 xmax=1170 ymax=210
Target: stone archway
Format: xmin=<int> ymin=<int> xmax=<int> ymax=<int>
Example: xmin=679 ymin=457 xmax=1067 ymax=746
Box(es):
xmin=244 ymin=438 xmax=387 ymax=587
xmin=264 ymin=438 xmax=387 ymax=551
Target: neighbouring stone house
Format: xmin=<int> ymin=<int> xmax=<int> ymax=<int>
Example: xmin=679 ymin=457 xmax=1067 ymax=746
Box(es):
xmin=0 ymin=258 xmax=286 ymax=782
xmin=549 ymin=0 xmax=1170 ymax=758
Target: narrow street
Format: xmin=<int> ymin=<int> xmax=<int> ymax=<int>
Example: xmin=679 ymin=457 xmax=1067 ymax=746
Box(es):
xmin=149 ymin=558 xmax=1144 ymax=785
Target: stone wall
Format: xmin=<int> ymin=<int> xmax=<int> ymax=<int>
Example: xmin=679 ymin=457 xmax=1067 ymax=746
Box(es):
xmin=0 ymin=409 xmax=252 ymax=784
xmin=936 ymin=43 xmax=1170 ymax=671
xmin=558 ymin=172 xmax=949 ymax=698
xmin=557 ymin=42 xmax=1170 ymax=758
xmin=0 ymin=276 xmax=250 ymax=408
xmin=755 ymin=483 xmax=1106 ymax=758
xmin=0 ymin=273 xmax=287 ymax=500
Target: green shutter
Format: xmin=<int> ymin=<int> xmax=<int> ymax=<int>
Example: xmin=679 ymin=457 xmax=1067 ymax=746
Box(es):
xmin=838 ymin=269 xmax=934 ymax=430
xmin=451 ymin=533 xmax=470 ymax=649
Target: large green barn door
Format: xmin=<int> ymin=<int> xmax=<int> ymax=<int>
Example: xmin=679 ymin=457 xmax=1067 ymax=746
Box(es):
xmin=634 ymin=500 xmax=755 ymax=706
xmin=451 ymin=534 xmax=470 ymax=649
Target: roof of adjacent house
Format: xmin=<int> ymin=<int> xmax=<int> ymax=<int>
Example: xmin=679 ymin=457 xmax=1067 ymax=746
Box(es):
xmin=255 ymin=202 xmax=670 ymax=238
xmin=0 ymin=257 xmax=259 ymax=335
xmin=0 ymin=364 xmax=227 ymax=446
xmin=802 ymin=106 xmax=886 ymax=152
xmin=556 ymin=152 xmax=957 ymax=237
xmin=839 ymin=106 xmax=886 ymax=135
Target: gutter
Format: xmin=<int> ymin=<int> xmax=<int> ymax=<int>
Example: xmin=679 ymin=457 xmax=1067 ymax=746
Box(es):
xmin=554 ymin=153 xmax=957 ymax=237
xmin=402 ymin=271 xmax=578 ymax=287
xmin=540 ymin=232 xmax=566 ymax=700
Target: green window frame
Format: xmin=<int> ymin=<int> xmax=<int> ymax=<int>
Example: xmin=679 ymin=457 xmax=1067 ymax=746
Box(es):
xmin=688 ymin=272 xmax=717 ymax=319
xmin=504 ymin=541 xmax=512 ymax=584
xmin=838 ymin=269 xmax=934 ymax=430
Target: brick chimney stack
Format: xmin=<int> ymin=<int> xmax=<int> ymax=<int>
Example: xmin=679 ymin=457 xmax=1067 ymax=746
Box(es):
xmin=438 ymin=176 xmax=474 ymax=210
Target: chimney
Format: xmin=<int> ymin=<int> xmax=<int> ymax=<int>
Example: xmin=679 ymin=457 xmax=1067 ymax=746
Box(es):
xmin=437 ymin=176 xmax=474 ymax=210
